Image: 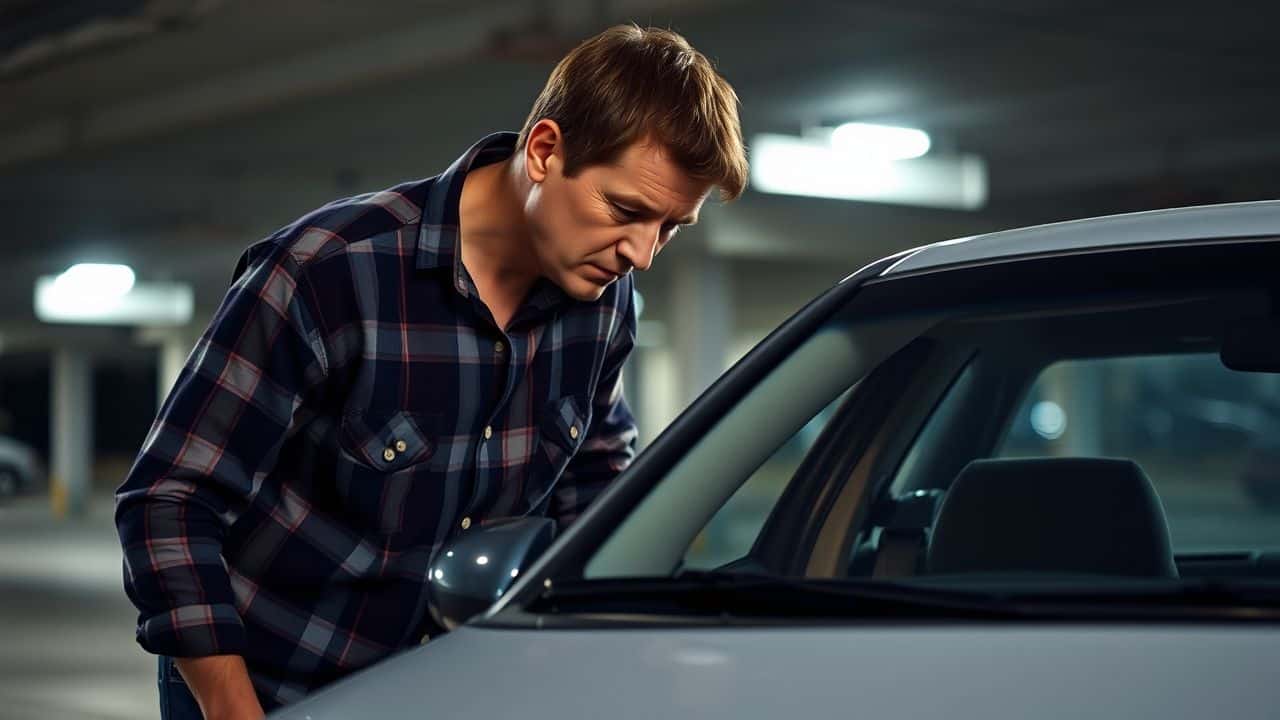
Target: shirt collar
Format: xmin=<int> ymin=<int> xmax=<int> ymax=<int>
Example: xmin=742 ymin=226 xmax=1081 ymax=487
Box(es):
xmin=416 ymin=131 xmax=574 ymax=324
xmin=416 ymin=131 xmax=520 ymax=280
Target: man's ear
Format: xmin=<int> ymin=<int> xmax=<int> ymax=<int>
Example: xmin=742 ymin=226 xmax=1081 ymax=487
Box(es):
xmin=524 ymin=119 xmax=562 ymax=184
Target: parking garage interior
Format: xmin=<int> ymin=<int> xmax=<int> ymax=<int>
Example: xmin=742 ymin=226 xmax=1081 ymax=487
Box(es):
xmin=2 ymin=1 xmax=1280 ymax=717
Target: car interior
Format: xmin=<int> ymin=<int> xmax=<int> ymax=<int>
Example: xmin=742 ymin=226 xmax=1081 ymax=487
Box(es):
xmin=585 ymin=241 xmax=1280 ymax=588
xmin=836 ymin=288 xmax=1280 ymax=584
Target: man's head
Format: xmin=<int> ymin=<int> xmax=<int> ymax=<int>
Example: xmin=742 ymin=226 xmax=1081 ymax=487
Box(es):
xmin=515 ymin=25 xmax=747 ymax=301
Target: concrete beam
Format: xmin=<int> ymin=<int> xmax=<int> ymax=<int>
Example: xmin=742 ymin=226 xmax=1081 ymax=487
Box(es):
xmin=0 ymin=0 xmax=741 ymax=169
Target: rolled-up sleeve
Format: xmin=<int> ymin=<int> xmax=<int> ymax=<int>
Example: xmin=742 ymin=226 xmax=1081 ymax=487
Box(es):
xmin=114 ymin=243 xmax=334 ymax=657
xmin=549 ymin=283 xmax=639 ymax=528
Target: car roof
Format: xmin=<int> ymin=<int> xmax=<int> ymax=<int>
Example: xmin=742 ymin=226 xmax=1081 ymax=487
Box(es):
xmin=880 ymin=200 xmax=1280 ymax=277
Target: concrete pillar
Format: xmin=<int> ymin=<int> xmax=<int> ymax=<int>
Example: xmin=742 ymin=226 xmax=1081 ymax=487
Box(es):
xmin=136 ymin=325 xmax=197 ymax=411
xmin=635 ymin=345 xmax=681 ymax=448
xmin=158 ymin=333 xmax=193 ymax=410
xmin=1047 ymin=360 xmax=1106 ymax=457
xmin=669 ymin=243 xmax=732 ymax=406
xmin=51 ymin=349 xmax=92 ymax=518
xmin=1066 ymin=361 xmax=1107 ymax=456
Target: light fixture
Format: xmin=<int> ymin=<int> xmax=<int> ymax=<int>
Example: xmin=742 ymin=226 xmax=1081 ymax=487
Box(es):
xmin=1030 ymin=401 xmax=1068 ymax=440
xmin=35 ymin=262 xmax=193 ymax=326
xmin=55 ymin=263 xmax=136 ymax=299
xmin=749 ymin=133 xmax=987 ymax=210
xmin=831 ymin=122 xmax=932 ymax=160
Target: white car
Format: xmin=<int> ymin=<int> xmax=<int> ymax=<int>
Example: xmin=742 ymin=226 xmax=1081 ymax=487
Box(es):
xmin=274 ymin=201 xmax=1280 ymax=719
xmin=0 ymin=434 xmax=43 ymax=500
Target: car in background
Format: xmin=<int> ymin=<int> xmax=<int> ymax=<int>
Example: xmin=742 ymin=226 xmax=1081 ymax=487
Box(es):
xmin=273 ymin=202 xmax=1280 ymax=719
xmin=0 ymin=434 xmax=44 ymax=501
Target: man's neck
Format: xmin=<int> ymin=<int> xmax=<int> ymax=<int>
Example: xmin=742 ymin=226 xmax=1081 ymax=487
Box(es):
xmin=458 ymin=157 xmax=539 ymax=328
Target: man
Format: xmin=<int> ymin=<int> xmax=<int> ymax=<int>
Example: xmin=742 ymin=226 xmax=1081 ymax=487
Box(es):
xmin=115 ymin=23 xmax=747 ymax=720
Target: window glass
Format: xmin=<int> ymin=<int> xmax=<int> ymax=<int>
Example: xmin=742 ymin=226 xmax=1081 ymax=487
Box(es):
xmin=891 ymin=361 xmax=976 ymax=494
xmin=997 ymin=354 xmax=1280 ymax=551
xmin=682 ymin=389 xmax=851 ymax=570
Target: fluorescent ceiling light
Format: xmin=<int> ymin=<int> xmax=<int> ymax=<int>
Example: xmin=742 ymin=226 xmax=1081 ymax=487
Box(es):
xmin=35 ymin=264 xmax=193 ymax=326
xmin=831 ymin=122 xmax=932 ymax=160
xmin=54 ymin=263 xmax=136 ymax=301
xmin=749 ymin=133 xmax=987 ymax=210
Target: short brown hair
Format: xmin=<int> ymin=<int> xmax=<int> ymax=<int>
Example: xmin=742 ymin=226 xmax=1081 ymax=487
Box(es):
xmin=517 ymin=24 xmax=748 ymax=201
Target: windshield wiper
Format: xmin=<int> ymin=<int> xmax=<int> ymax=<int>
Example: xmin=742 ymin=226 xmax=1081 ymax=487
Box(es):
xmin=526 ymin=570 xmax=1028 ymax=620
xmin=523 ymin=572 xmax=1280 ymax=622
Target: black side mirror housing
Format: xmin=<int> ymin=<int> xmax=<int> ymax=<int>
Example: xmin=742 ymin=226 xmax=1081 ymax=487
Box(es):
xmin=426 ymin=516 xmax=556 ymax=630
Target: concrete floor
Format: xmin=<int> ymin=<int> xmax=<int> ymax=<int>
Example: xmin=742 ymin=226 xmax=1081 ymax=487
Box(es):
xmin=0 ymin=495 xmax=156 ymax=720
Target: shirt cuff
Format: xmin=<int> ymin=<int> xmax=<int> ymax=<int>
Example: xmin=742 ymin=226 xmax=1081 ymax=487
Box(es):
xmin=137 ymin=603 xmax=248 ymax=657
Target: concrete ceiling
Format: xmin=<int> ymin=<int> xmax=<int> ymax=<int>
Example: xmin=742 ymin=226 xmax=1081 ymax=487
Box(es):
xmin=1 ymin=0 xmax=1278 ymax=337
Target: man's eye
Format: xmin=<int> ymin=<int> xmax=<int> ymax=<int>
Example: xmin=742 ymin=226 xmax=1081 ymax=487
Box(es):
xmin=612 ymin=204 xmax=638 ymax=221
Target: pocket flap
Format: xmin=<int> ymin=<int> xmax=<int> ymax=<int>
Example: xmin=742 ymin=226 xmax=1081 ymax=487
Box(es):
xmin=340 ymin=410 xmax=437 ymax=471
xmin=541 ymin=396 xmax=589 ymax=454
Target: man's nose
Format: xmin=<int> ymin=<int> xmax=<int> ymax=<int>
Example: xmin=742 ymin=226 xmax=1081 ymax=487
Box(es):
xmin=617 ymin=227 xmax=660 ymax=272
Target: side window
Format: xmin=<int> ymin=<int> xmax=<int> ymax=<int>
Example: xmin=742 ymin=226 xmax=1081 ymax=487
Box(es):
xmin=682 ymin=388 xmax=852 ymax=570
xmin=890 ymin=361 xmax=977 ymax=495
xmin=996 ymin=354 xmax=1280 ymax=551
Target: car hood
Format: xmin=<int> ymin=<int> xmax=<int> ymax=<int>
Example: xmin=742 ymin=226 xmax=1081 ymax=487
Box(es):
xmin=271 ymin=622 xmax=1276 ymax=719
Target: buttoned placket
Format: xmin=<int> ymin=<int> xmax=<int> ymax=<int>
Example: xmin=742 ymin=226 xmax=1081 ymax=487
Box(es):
xmin=452 ymin=261 xmax=564 ymax=526
xmin=464 ymin=325 xmax=524 ymax=522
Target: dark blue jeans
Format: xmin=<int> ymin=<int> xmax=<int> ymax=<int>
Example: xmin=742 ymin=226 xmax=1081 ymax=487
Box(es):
xmin=157 ymin=656 xmax=204 ymax=720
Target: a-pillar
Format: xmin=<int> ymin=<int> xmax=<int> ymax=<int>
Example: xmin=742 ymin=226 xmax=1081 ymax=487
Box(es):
xmin=50 ymin=348 xmax=93 ymax=518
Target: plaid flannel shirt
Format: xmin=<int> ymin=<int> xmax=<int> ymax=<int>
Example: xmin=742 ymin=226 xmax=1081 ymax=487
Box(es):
xmin=115 ymin=132 xmax=638 ymax=707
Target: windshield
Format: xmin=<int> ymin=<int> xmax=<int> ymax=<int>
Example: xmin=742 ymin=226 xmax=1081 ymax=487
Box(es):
xmin=563 ymin=243 xmax=1280 ymax=614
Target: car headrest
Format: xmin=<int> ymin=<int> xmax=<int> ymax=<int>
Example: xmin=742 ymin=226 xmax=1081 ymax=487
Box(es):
xmin=927 ymin=458 xmax=1177 ymax=578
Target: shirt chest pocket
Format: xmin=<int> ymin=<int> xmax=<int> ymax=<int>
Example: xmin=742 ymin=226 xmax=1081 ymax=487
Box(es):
xmin=335 ymin=409 xmax=443 ymax=535
xmin=524 ymin=395 xmax=591 ymax=508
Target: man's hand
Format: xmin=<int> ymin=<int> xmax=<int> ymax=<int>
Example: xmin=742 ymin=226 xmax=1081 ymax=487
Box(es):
xmin=174 ymin=655 xmax=265 ymax=720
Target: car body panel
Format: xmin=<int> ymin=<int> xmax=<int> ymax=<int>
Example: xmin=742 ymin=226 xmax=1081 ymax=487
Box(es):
xmin=883 ymin=200 xmax=1280 ymax=276
xmin=272 ymin=624 xmax=1277 ymax=719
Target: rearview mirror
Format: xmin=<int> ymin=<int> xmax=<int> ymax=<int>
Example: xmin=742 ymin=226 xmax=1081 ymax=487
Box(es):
xmin=1221 ymin=319 xmax=1280 ymax=373
xmin=426 ymin=517 xmax=556 ymax=630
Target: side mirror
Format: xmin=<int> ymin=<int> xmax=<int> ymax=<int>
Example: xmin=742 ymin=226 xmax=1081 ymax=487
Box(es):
xmin=427 ymin=516 xmax=556 ymax=630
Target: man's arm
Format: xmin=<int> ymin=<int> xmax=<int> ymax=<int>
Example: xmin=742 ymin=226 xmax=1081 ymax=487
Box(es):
xmin=548 ymin=283 xmax=639 ymax=528
xmin=175 ymin=655 xmax=264 ymax=720
xmin=115 ymin=243 xmax=340 ymax=715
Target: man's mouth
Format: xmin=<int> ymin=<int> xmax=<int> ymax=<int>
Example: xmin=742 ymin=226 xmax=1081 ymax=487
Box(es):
xmin=584 ymin=263 xmax=621 ymax=284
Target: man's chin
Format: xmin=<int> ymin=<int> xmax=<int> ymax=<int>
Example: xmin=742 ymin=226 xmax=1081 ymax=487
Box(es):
xmin=557 ymin=272 xmax=609 ymax=302
xmin=566 ymin=283 xmax=607 ymax=302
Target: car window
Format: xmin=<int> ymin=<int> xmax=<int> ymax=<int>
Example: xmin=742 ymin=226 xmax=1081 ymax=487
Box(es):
xmin=683 ymin=389 xmax=851 ymax=571
xmin=578 ymin=246 xmax=1280 ymax=593
xmin=996 ymin=353 xmax=1280 ymax=551
xmin=890 ymin=360 xmax=977 ymax=495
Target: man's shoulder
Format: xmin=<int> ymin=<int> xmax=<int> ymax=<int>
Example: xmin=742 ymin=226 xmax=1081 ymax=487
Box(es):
xmin=254 ymin=177 xmax=437 ymax=269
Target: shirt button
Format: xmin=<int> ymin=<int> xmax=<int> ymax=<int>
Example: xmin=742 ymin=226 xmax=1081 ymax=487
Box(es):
xmin=383 ymin=447 xmax=396 ymax=462
xmin=569 ymin=425 xmax=580 ymax=440
xmin=494 ymin=340 xmax=505 ymax=354
xmin=394 ymin=439 xmax=408 ymax=453
xmin=483 ymin=425 xmax=493 ymax=440
xmin=460 ymin=516 xmax=472 ymax=530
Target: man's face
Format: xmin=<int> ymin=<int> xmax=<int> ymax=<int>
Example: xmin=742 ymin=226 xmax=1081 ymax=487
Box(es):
xmin=524 ymin=131 xmax=712 ymax=302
